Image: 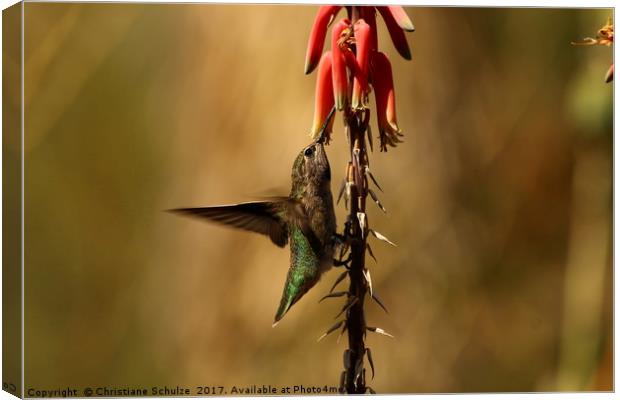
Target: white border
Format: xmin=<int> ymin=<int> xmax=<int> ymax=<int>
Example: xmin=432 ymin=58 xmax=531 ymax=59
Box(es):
xmin=0 ymin=2 xmax=615 ymax=400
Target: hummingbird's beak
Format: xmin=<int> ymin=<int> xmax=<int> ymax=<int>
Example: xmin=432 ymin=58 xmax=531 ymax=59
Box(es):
xmin=315 ymin=106 xmax=337 ymax=145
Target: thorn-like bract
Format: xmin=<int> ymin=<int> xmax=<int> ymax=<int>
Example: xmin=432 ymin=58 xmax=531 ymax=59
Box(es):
xmin=366 ymin=348 xmax=375 ymax=379
xmin=335 ymin=296 xmax=359 ymax=319
xmin=330 ymin=270 xmax=349 ymax=293
xmin=370 ymin=229 xmax=397 ymax=247
xmin=356 ymin=212 xmax=366 ymax=237
xmin=366 ymin=243 xmax=377 ymax=262
xmin=318 ymin=320 xmax=345 ymax=342
xmin=337 ymin=322 xmax=348 ymax=343
xmin=367 ymin=326 xmax=394 ymax=338
xmin=344 ymin=182 xmax=352 ymax=210
xmin=320 ymin=291 xmax=348 ymax=302
xmin=369 ymin=188 xmax=387 ymax=213
xmin=366 ymin=167 xmax=384 ymax=192
xmin=363 ymin=268 xmax=373 ymax=297
xmin=337 ymin=178 xmax=347 ymax=204
xmin=371 ymin=292 xmax=389 ymax=314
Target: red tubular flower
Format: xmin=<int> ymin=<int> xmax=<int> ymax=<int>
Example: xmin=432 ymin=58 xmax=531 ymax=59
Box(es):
xmin=332 ymin=18 xmax=351 ymax=110
xmin=342 ymin=48 xmax=368 ymax=89
xmin=371 ymin=51 xmax=403 ymax=152
xmin=304 ymin=5 xmax=342 ymax=74
xmin=310 ymin=51 xmax=335 ymax=141
xmin=377 ymin=7 xmax=412 ymax=60
xmin=305 ymin=6 xmax=413 ymax=147
xmin=386 ymin=6 xmax=415 ymax=32
xmin=361 ymin=7 xmax=378 ymax=52
xmin=352 ymin=19 xmax=372 ymax=110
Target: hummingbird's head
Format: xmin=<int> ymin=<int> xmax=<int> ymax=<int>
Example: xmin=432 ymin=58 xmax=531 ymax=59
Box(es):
xmin=291 ymin=142 xmax=331 ymax=196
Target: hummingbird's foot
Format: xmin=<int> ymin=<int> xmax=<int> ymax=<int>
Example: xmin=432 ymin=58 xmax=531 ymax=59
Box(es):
xmin=332 ymin=233 xmax=352 ymax=266
xmin=333 ymin=233 xmax=352 ymax=249
xmin=333 ymin=232 xmax=347 ymax=244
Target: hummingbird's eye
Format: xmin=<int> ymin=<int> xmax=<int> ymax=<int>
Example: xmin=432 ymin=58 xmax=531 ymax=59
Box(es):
xmin=304 ymin=146 xmax=315 ymax=157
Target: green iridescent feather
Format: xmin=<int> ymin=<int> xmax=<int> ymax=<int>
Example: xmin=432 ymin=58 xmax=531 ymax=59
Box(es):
xmin=274 ymin=225 xmax=321 ymax=322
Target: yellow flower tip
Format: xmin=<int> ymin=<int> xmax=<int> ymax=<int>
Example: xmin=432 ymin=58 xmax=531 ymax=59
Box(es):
xmin=378 ymin=7 xmax=412 ymax=61
xmin=384 ymin=6 xmax=415 ymax=32
xmin=304 ymin=59 xmax=318 ymax=75
xmin=388 ymin=121 xmax=401 ymax=134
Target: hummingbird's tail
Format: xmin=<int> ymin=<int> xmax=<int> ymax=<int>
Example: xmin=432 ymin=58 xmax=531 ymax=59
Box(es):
xmin=272 ymin=261 xmax=322 ymax=326
xmin=272 ymin=269 xmax=313 ymax=326
xmin=272 ymin=297 xmax=295 ymax=327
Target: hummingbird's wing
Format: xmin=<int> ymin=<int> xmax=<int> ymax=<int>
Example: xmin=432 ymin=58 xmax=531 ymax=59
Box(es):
xmin=171 ymin=200 xmax=291 ymax=247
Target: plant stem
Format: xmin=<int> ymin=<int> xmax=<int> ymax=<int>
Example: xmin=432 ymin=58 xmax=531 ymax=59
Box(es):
xmin=342 ymin=113 xmax=369 ymax=394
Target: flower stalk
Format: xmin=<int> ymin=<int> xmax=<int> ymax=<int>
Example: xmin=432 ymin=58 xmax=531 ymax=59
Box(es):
xmin=305 ymin=5 xmax=414 ymax=394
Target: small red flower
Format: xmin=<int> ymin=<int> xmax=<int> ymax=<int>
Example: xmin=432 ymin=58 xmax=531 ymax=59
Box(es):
xmin=361 ymin=7 xmax=378 ymax=52
xmin=332 ymin=18 xmax=351 ymax=110
xmin=304 ymin=5 xmax=342 ymax=74
xmin=386 ymin=6 xmax=415 ymax=32
xmin=371 ymin=51 xmax=403 ymax=152
xmin=352 ymin=19 xmax=372 ymax=110
xmin=377 ymin=7 xmax=412 ymax=60
xmin=310 ymin=51 xmax=335 ymax=141
xmin=341 ymin=47 xmax=367 ymax=90
xmin=305 ymin=5 xmax=414 ymax=147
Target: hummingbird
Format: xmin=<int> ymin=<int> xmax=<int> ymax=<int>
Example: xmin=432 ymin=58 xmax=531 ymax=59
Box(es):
xmin=171 ymin=112 xmax=339 ymax=325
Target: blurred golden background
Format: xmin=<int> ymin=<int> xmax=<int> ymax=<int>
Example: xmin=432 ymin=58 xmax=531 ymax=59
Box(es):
xmin=17 ymin=4 xmax=612 ymax=393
